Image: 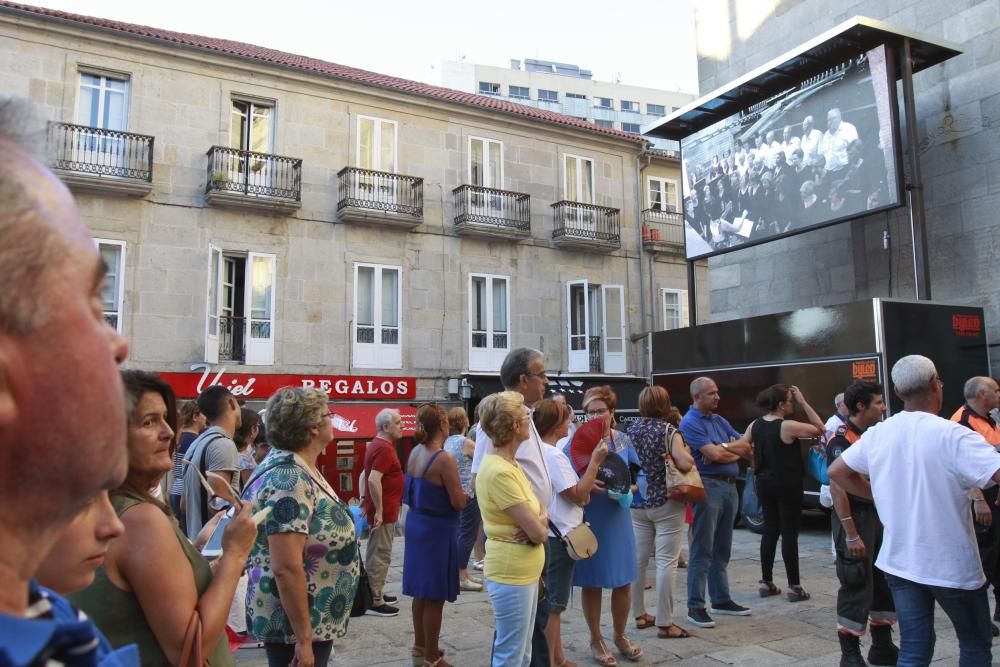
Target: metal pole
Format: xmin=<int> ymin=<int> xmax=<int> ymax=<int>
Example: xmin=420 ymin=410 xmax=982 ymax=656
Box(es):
xmin=900 ymin=37 xmax=932 ymax=300
xmin=687 ymin=261 xmax=697 ymax=324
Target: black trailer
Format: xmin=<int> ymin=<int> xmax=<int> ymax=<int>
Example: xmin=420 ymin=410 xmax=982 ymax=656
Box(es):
xmin=650 ymin=299 xmax=990 ymax=530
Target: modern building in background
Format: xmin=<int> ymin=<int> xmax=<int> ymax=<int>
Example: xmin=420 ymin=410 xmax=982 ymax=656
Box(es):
xmin=0 ymin=1 xmax=702 ymax=474
xmin=440 ymin=58 xmax=693 ymax=150
xmin=689 ymin=2 xmax=1000 ymax=368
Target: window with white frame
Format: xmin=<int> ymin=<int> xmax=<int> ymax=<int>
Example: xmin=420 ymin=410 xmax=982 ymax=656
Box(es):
xmin=479 ymin=81 xmax=500 ymax=95
xmin=566 ymin=93 xmax=586 ymax=100
xmin=620 ymin=100 xmax=638 ymax=112
xmin=205 ymin=247 xmax=276 ymax=365
xmin=566 ymin=280 xmax=626 ymax=374
xmin=509 ymin=85 xmax=529 ymax=99
xmin=469 ymin=274 xmax=510 ymax=372
xmin=647 ymin=176 xmax=679 ymax=212
xmin=467 ymin=136 xmax=504 ymax=216
xmin=538 ymin=89 xmax=558 ymax=102
xmin=622 ymin=122 xmax=641 ymax=134
xmin=661 ymin=289 xmax=689 ymax=330
xmin=353 ymin=263 xmax=402 ymax=369
xmin=596 ymin=97 xmax=613 ymax=109
xmin=357 ymin=116 xmax=397 ymax=172
xmin=78 ymin=72 xmax=129 ymax=130
xmin=94 ymin=239 xmax=125 ymax=333
xmin=594 ymin=119 xmax=614 ymax=129
xmin=647 ymin=103 xmax=666 ymax=116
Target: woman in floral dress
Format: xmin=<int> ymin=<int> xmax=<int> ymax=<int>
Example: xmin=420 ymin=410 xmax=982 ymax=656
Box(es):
xmin=244 ymin=387 xmax=360 ymax=667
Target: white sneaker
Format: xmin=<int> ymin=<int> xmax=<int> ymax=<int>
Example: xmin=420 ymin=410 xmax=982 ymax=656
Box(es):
xmin=460 ymin=578 xmax=483 ymax=591
xmin=472 ymin=559 xmax=485 ymax=571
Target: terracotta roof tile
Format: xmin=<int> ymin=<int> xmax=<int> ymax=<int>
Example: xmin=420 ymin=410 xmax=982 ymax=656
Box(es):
xmin=2 ymin=1 xmax=647 ymax=146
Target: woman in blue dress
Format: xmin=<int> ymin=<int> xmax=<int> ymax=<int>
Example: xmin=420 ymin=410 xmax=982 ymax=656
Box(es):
xmin=402 ymin=404 xmax=469 ymax=667
xmin=570 ymin=386 xmax=643 ymax=665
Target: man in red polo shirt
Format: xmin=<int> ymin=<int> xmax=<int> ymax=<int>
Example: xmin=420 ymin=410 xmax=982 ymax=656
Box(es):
xmin=362 ymin=408 xmax=404 ymax=617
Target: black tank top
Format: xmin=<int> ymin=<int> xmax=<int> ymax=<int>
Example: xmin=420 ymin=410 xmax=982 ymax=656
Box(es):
xmin=752 ymin=418 xmax=803 ymax=487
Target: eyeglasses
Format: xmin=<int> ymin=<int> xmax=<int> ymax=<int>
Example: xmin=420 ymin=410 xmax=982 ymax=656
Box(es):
xmin=586 ymin=407 xmax=610 ymax=417
xmin=525 ymin=371 xmax=549 ymax=381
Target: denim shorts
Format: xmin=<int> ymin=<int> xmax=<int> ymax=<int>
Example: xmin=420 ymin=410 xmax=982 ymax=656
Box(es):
xmin=545 ymin=536 xmax=576 ymax=613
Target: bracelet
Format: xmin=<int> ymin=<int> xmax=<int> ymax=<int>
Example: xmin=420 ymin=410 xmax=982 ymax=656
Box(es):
xmin=845 ymin=535 xmax=861 ymax=543
xmin=839 ymin=516 xmax=853 ymax=522
xmin=974 ymin=498 xmax=987 ymax=504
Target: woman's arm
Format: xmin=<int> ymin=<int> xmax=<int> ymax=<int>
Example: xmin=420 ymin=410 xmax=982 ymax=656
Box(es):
xmin=502 ymin=502 xmax=549 ymax=545
xmin=436 ymin=451 xmax=469 ymax=510
xmin=463 ymin=437 xmax=476 ymax=459
xmin=112 ymin=502 xmax=256 ymax=662
xmin=669 ymin=432 xmax=695 ymax=474
xmin=268 ymin=532 xmax=313 ymax=664
xmin=781 ymin=386 xmax=825 ymax=442
xmin=561 ymin=439 xmax=608 ymax=506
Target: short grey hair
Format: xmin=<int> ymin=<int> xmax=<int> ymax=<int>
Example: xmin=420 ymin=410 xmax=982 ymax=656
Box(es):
xmin=834 ymin=393 xmax=845 ymax=409
xmin=690 ymin=376 xmax=714 ymax=399
xmin=375 ymin=408 xmax=399 ymax=433
xmin=264 ymin=387 xmax=329 ymax=452
xmin=500 ymin=347 xmax=543 ymax=389
xmin=964 ymin=376 xmax=996 ymax=400
xmin=891 ymin=355 xmax=937 ymax=399
xmin=0 ymin=98 xmax=65 ymax=334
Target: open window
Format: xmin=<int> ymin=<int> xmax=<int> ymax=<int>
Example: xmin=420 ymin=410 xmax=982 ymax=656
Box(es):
xmin=468 ymin=136 xmax=504 ymax=217
xmin=205 ymin=246 xmax=276 ymax=365
xmin=353 ymin=263 xmax=402 ymax=369
xmin=564 ymin=154 xmax=596 ymax=229
xmin=469 ymin=274 xmax=510 ymax=372
xmin=75 ymin=71 xmax=129 ymax=167
xmin=566 ymin=280 xmax=626 ymax=373
xmin=647 ymin=176 xmax=679 ymax=212
xmin=660 ymin=289 xmax=690 ymax=330
xmin=94 ymin=238 xmax=125 ymax=333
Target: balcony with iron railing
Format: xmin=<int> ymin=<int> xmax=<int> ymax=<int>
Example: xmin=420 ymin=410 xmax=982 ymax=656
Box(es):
xmin=48 ymin=122 xmax=154 ymax=196
xmin=219 ymin=315 xmax=245 ymax=363
xmin=551 ymin=201 xmax=621 ymax=252
xmin=205 ymin=146 xmax=302 ymax=212
xmin=641 ymin=208 xmax=685 ymax=253
xmin=452 ymin=185 xmax=531 ymax=240
xmin=588 ymin=336 xmax=602 ymax=373
xmin=337 ymin=167 xmax=424 ymax=229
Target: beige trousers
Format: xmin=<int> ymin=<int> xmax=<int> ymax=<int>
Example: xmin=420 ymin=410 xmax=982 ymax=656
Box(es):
xmin=365 ymin=522 xmax=396 ymax=606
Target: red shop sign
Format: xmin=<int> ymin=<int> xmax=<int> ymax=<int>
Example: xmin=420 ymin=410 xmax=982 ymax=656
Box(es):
xmin=159 ymin=364 xmax=416 ymax=401
xmin=330 ymin=405 xmax=417 ymax=439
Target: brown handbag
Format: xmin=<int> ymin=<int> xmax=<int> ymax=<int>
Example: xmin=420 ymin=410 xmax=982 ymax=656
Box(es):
xmin=178 ymin=611 xmax=208 ymax=667
xmin=663 ymin=424 xmax=708 ymax=503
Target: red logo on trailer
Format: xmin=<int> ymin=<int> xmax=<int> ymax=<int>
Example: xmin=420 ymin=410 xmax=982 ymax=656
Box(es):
xmin=952 ymin=314 xmax=982 ymax=338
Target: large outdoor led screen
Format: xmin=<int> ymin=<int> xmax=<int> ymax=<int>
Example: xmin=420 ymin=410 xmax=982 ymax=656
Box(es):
xmin=680 ymin=45 xmax=901 ymax=260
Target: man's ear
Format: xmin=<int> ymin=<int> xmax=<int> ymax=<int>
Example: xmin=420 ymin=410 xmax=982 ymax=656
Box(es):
xmin=0 ymin=342 xmax=19 ymax=426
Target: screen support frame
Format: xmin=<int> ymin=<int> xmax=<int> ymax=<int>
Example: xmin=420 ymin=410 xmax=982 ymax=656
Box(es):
xmin=899 ymin=37 xmax=931 ymax=300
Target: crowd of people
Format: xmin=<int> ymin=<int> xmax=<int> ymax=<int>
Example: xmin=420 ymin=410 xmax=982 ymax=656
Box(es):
xmin=5 ymin=96 xmax=1000 ymax=667
xmin=683 ymin=107 xmax=892 ymax=251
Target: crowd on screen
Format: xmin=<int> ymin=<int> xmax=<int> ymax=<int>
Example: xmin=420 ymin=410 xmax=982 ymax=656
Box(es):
xmin=683 ymin=106 xmax=893 ymax=251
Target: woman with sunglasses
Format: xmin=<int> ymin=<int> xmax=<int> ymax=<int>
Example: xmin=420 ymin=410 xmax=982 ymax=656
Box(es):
xmin=571 ymin=386 xmax=643 ymax=666
xmin=70 ymin=370 xmax=258 ymax=667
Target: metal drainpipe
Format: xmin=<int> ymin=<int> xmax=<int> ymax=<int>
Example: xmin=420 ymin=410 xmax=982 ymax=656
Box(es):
xmin=635 ymin=148 xmax=649 ymax=378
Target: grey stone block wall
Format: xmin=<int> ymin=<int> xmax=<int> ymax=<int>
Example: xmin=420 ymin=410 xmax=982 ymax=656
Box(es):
xmin=694 ymin=0 xmax=1000 ymax=369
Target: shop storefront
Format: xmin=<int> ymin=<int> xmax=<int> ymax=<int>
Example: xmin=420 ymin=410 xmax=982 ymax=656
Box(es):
xmin=160 ymin=364 xmax=418 ymax=500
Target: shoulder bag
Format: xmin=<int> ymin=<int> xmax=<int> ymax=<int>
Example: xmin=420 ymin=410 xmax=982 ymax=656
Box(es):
xmin=663 ymin=424 xmax=708 ymax=504
xmin=178 ymin=610 xmax=207 ymax=667
xmin=548 ymin=520 xmax=598 ymax=560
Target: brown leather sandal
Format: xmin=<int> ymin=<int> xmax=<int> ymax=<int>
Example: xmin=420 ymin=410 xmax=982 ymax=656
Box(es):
xmin=634 ymin=613 xmax=656 ymax=629
xmin=657 ymin=624 xmax=691 ymax=639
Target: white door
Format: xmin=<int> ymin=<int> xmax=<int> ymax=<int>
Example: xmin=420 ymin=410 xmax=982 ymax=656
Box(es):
xmin=602 ymin=284 xmax=626 ymax=373
xmin=469 ymin=275 xmax=510 ymax=372
xmin=564 ymin=155 xmax=595 ymax=231
xmin=75 ymin=73 xmax=128 ymax=168
xmin=204 ymin=245 xmax=222 ymax=364
xmin=357 ymin=116 xmax=398 ymax=204
xmin=468 ymin=137 xmax=504 ymax=218
xmin=353 ymin=264 xmax=402 ymax=369
xmin=229 ymin=101 xmax=273 ymax=189
xmin=567 ymin=280 xmax=589 ymax=372
xmin=244 ymin=252 xmax=276 ymax=365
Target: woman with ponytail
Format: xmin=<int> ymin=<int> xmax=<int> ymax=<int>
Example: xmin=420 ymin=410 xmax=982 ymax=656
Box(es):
xmin=402 ymin=403 xmax=469 ymax=666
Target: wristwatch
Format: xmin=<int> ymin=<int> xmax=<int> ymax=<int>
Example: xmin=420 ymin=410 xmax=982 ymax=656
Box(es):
xmin=721 ymin=442 xmax=731 ymax=451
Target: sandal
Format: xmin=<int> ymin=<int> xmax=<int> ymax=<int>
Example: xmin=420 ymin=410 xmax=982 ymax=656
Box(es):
xmin=590 ymin=640 xmax=618 ymax=667
xmin=758 ymin=580 xmax=781 ymax=597
xmin=635 ymin=613 xmax=656 ymax=629
xmin=787 ymin=585 xmax=810 ymax=602
xmin=613 ymin=635 xmax=643 ymax=662
xmin=412 ymin=647 xmax=445 ymax=666
xmin=422 ymin=658 xmax=450 ymax=667
xmin=657 ymin=624 xmax=691 ymax=639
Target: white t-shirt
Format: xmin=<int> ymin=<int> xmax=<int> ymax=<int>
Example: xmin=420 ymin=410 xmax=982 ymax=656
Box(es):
xmin=839 ymin=410 xmax=1000 ymax=589
xmin=543 ymin=445 xmax=583 ymax=537
xmin=472 ymin=413 xmax=552 ymax=508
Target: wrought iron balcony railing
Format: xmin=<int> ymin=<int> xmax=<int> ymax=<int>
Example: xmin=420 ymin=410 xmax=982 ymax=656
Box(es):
xmin=641 ymin=208 xmax=684 ymax=248
xmin=551 ymin=201 xmax=621 ymax=249
xmin=356 ymin=325 xmax=399 ymax=345
xmin=452 ymin=185 xmax=530 ymax=238
xmin=48 ymin=122 xmax=153 ymax=182
xmin=206 ymin=146 xmax=302 ymax=201
xmin=219 ymin=315 xmax=245 ymax=363
xmin=337 ymin=167 xmax=423 ymax=220
xmin=589 ymin=335 xmax=602 ymax=373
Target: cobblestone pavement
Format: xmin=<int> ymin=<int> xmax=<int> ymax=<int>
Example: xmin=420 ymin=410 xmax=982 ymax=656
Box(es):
xmin=237 ymin=512 xmax=982 ymax=666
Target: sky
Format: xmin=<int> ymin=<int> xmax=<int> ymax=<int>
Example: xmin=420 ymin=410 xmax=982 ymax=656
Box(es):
xmin=30 ymin=0 xmax=700 ymax=94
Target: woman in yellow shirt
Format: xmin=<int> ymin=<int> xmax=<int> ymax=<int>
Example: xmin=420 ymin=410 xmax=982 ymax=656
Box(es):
xmin=475 ymin=391 xmax=549 ymax=667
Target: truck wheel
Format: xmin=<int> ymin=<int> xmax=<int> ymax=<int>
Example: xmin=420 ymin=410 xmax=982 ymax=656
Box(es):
xmin=741 ymin=471 xmax=765 ymax=534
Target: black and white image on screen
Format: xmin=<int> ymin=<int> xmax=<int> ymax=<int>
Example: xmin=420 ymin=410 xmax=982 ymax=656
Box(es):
xmin=680 ymin=45 xmax=900 ymax=260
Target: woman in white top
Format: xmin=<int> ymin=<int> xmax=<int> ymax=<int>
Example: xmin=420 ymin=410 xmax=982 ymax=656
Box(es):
xmin=533 ymin=399 xmax=607 ymax=667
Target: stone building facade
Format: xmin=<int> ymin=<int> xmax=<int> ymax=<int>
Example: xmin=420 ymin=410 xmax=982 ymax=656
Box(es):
xmin=0 ymin=2 xmax=703 ymax=405
xmin=692 ymin=0 xmax=1000 ymax=367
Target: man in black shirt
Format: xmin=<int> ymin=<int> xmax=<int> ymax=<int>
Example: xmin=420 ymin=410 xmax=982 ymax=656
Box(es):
xmin=828 ymin=381 xmax=898 ymax=666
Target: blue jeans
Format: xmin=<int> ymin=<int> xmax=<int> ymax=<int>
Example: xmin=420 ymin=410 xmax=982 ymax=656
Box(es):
xmin=884 ymin=572 xmax=992 ymax=666
xmin=457 ymin=495 xmax=482 ymax=570
xmin=486 ymin=579 xmax=538 ymax=667
xmin=264 ymin=641 xmax=333 ymax=667
xmin=687 ymin=476 xmax=737 ymax=610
